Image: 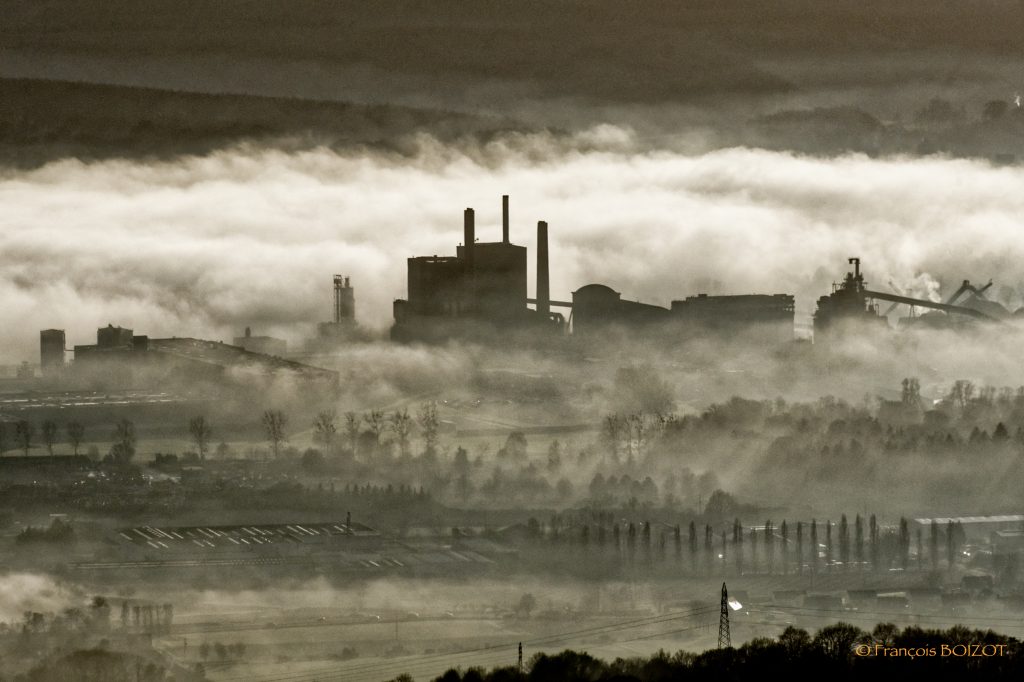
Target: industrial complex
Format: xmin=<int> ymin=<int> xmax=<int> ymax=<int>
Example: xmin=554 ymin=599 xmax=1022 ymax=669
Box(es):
xmin=24 ymin=197 xmax=1023 ymax=384
xmin=391 ymin=197 xmax=1014 ymax=348
xmin=38 ymin=323 xmax=338 ymax=392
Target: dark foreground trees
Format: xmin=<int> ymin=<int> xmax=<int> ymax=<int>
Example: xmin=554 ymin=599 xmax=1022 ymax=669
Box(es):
xmin=427 ymin=623 xmax=1023 ymax=682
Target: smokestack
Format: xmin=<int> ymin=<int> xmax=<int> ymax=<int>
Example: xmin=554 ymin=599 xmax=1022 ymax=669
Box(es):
xmin=346 ymin=511 xmax=352 ymax=533
xmin=502 ymin=195 xmax=509 ymax=244
xmin=537 ymin=220 xmax=549 ymax=317
xmin=464 ymin=208 xmax=475 ymax=271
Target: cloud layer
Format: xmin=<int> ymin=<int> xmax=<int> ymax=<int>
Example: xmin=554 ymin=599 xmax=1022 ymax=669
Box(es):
xmin=2 ymin=131 xmax=1024 ymax=360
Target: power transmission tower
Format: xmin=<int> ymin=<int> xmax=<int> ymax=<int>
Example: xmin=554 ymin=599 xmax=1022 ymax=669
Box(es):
xmin=718 ymin=582 xmax=731 ymax=648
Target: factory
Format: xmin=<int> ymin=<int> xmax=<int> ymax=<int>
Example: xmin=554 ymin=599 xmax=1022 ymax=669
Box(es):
xmin=391 ymin=196 xmax=566 ymax=343
xmin=394 ymin=196 xmax=798 ymax=345
xmin=813 ymin=257 xmax=1014 ymax=341
xmin=62 ymin=324 xmax=338 ymax=392
xmin=570 ymin=286 xmax=795 ymax=344
xmin=28 ymin=205 xmax=1024 ymax=377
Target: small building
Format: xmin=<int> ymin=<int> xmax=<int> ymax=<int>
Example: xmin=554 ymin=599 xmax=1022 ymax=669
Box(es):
xmin=233 ymin=327 xmax=287 ymax=356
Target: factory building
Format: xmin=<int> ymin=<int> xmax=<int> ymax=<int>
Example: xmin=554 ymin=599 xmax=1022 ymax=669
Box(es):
xmin=316 ymin=275 xmax=359 ymax=344
xmin=813 ymin=259 xmax=885 ymax=340
xmin=570 ymin=286 xmax=795 ymax=343
xmin=813 ymin=258 xmax=1000 ymax=342
xmin=570 ymin=284 xmax=671 ymax=337
xmin=68 ymin=325 xmax=337 ymax=392
xmin=671 ymin=293 xmax=795 ymax=344
xmin=39 ymin=329 xmax=66 ymax=376
xmin=392 ymin=196 xmax=565 ymax=342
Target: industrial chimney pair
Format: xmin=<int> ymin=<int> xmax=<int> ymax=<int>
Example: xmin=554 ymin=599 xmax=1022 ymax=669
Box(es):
xmin=462 ymin=196 xmax=549 ymax=316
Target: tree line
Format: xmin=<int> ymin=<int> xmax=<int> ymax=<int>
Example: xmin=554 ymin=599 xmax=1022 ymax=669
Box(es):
xmin=424 ymin=623 xmax=1022 ymax=682
xmin=517 ymin=512 xmax=969 ymax=577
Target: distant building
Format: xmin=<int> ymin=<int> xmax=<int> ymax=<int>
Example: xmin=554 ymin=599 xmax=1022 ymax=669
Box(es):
xmin=570 ymin=286 xmax=795 ymax=343
xmin=70 ymin=324 xmax=335 ymax=392
xmin=316 ymin=275 xmax=359 ymax=344
xmin=73 ymin=325 xmax=137 ymax=385
xmin=233 ymin=327 xmax=287 ymax=356
xmin=97 ymin=323 xmax=134 ymax=349
xmin=571 ymin=284 xmax=670 ymax=337
xmin=671 ymin=293 xmax=794 ymax=344
xmin=39 ymin=329 xmax=66 ymax=375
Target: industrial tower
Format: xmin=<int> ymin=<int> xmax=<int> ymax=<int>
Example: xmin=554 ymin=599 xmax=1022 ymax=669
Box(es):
xmin=718 ymin=583 xmax=731 ymax=648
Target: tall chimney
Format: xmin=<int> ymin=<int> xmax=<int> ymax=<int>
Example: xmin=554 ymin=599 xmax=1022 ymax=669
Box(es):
xmin=537 ymin=220 xmax=550 ymax=317
xmin=502 ymin=195 xmax=509 ymax=244
xmin=463 ymin=208 xmax=475 ymax=271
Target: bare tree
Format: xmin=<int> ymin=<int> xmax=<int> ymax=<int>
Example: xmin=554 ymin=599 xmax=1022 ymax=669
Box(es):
xmin=416 ymin=402 xmax=439 ymax=455
xmin=602 ymin=414 xmax=624 ymax=463
xmin=40 ymin=420 xmax=58 ymax=456
xmin=66 ymin=421 xmax=85 ymax=456
xmin=391 ymin=409 xmax=413 ymax=458
xmin=110 ymin=419 xmax=136 ymax=464
xmin=363 ymin=410 xmax=386 ymax=453
xmin=14 ymin=420 xmax=34 ymax=456
xmin=627 ymin=413 xmax=647 ymax=461
xmin=343 ymin=412 xmax=360 ymax=456
xmin=312 ymin=410 xmax=338 ymax=454
xmin=949 ymin=379 xmax=975 ymax=410
xmin=188 ymin=416 xmax=213 ymax=459
xmin=261 ymin=410 xmax=288 ymax=458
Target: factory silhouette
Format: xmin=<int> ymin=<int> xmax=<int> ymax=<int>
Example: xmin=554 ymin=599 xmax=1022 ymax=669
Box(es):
xmin=391 ymin=195 xmax=1010 ymax=346
xmin=30 ymin=195 xmax=1017 ymax=390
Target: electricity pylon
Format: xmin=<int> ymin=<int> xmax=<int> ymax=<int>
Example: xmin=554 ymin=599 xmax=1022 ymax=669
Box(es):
xmin=718 ymin=582 xmax=731 ymax=648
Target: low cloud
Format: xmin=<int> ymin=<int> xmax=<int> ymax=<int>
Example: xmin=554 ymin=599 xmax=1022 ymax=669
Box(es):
xmin=2 ymin=132 xmax=1023 ymax=361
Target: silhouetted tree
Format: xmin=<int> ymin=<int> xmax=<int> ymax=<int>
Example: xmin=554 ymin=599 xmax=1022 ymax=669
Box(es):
xmin=602 ymin=414 xmax=624 ymax=463
xmin=66 ymin=421 xmax=85 ymax=456
xmin=344 ymin=412 xmax=360 ymax=455
xmin=312 ymin=410 xmax=338 ymax=454
xmin=188 ymin=416 xmax=213 ymax=459
xmin=898 ymin=517 xmax=911 ymax=570
xmin=14 ymin=420 xmax=33 ymax=456
xmin=734 ymin=518 xmax=744 ymax=574
xmin=363 ymin=410 xmax=386 ymax=454
xmin=839 ymin=515 xmax=850 ymax=569
xmin=688 ymin=521 xmax=697 ymax=572
xmin=391 ymin=409 xmax=413 ymax=458
xmin=855 ymin=514 xmax=864 ymax=569
xmin=946 ymin=520 xmax=956 ymax=571
xmin=261 ymin=410 xmax=287 ymax=458
xmin=749 ymin=526 xmax=758 ymax=573
xmin=704 ymin=524 xmax=714 ymax=573
xmin=810 ymin=520 xmax=818 ymax=574
xmin=780 ymin=520 xmax=789 ymax=575
xmin=41 ymin=420 xmax=57 ymax=456
xmin=870 ymin=514 xmax=880 ymax=571
xmin=110 ymin=419 xmax=136 ymax=464
xmin=417 ymin=402 xmax=439 ymax=455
